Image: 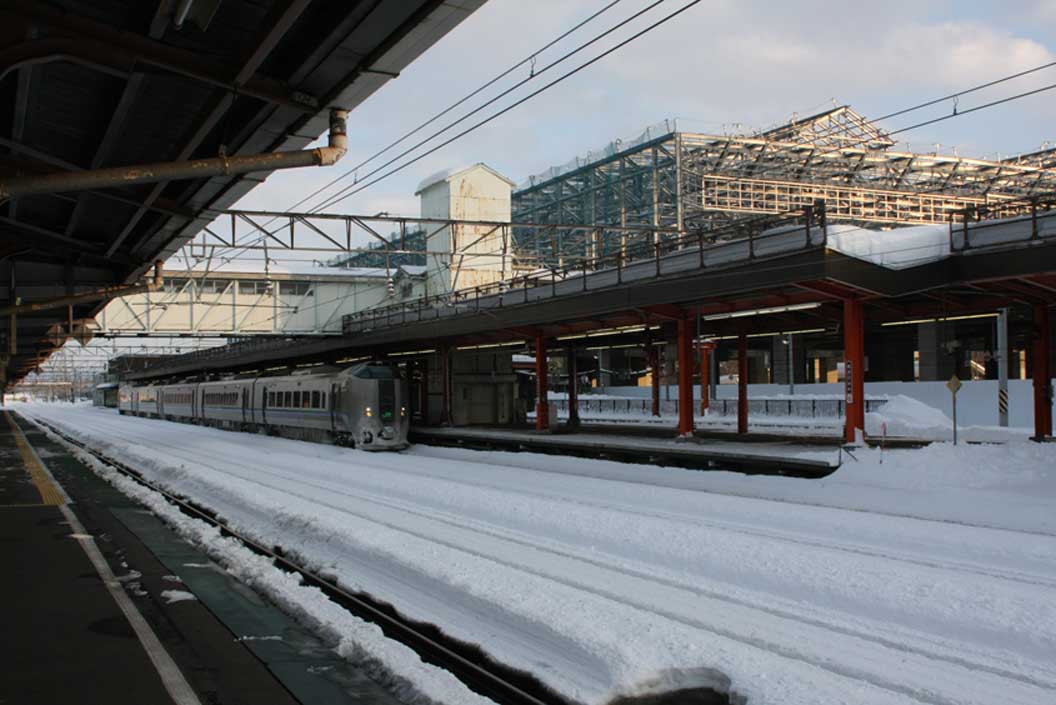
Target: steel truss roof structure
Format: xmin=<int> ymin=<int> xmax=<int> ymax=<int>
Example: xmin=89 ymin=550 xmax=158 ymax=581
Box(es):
xmin=512 ymin=106 xmax=1056 ymax=254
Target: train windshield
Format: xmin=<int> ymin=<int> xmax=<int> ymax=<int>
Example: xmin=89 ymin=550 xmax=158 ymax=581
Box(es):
xmin=352 ymin=363 xmax=400 ymax=379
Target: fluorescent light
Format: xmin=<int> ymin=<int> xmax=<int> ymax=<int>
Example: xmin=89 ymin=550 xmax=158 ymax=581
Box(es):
xmin=881 ymin=313 xmax=997 ymax=327
xmin=701 ymin=303 xmax=821 ymax=321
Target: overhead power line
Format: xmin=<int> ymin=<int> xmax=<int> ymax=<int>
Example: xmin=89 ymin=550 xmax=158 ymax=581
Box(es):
xmin=194 ymin=0 xmax=633 ymax=260
xmin=316 ymin=0 xmax=704 ymax=211
xmin=200 ymin=0 xmax=688 ymax=262
xmin=200 ymin=24 xmax=1056 ymax=264
xmin=286 ymin=0 xmax=628 ymax=215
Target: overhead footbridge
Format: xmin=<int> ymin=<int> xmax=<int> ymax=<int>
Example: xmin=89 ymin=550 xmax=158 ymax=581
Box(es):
xmin=0 ymin=0 xmax=485 ymax=386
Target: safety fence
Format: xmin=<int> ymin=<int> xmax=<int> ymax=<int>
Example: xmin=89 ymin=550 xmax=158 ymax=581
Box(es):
xmin=550 ymin=396 xmax=888 ymax=419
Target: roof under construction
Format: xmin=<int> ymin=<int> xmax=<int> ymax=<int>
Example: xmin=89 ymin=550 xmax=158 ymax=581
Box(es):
xmin=513 ymin=106 xmax=1056 ymax=238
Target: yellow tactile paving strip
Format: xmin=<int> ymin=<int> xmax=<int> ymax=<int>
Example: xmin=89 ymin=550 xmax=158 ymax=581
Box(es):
xmin=4 ymin=412 xmax=65 ymax=506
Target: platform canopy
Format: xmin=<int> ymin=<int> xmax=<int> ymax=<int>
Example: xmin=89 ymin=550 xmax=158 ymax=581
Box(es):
xmin=0 ymin=0 xmax=484 ymax=385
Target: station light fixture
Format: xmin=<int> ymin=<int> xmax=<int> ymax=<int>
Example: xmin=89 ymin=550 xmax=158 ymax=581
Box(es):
xmin=700 ymin=303 xmax=821 ymax=321
xmin=880 ymin=312 xmax=998 ymax=327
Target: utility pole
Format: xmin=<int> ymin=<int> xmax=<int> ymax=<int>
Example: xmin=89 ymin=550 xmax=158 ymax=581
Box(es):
xmin=997 ymin=308 xmax=1009 ymax=427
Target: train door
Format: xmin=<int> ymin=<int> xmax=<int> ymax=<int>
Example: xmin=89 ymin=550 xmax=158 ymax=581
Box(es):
xmin=261 ymin=386 xmax=267 ymax=427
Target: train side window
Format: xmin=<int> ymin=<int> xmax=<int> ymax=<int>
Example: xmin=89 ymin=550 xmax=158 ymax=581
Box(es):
xmin=284 ymin=391 xmax=291 ymax=407
xmin=293 ymin=391 xmax=300 ymax=407
xmin=321 ymin=392 xmax=327 ymax=408
xmin=311 ymin=391 xmax=320 ymax=408
xmin=302 ymin=392 xmax=310 ymax=409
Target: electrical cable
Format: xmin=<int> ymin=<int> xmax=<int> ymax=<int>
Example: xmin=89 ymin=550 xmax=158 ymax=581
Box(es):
xmin=314 ymin=0 xmax=701 ymax=212
xmin=198 ymin=0 xmax=694 ymax=263
xmin=282 ymin=0 xmax=627 ymax=216
xmin=194 ymin=0 xmax=639 ymax=261
xmin=177 ymin=34 xmax=1056 ymax=320
xmin=231 ymin=43 xmax=1056 ymax=263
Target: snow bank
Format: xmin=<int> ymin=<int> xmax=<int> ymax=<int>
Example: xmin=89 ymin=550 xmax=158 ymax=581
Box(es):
xmin=865 ymin=394 xmax=952 ymax=437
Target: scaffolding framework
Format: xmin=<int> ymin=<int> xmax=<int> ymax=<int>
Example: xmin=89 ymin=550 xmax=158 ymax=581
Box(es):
xmin=513 ymin=106 xmax=1056 ymax=241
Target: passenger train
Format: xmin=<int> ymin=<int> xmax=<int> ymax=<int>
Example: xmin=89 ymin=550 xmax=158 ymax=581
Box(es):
xmin=118 ymin=362 xmax=409 ymax=451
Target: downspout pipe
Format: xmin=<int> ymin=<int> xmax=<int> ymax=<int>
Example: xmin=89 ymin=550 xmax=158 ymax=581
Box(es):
xmin=0 ymin=108 xmax=348 ymax=201
xmin=0 ymin=261 xmax=164 ymax=316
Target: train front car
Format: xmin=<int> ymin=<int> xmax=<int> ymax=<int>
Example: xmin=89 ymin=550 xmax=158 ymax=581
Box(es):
xmin=337 ymin=362 xmax=409 ymax=450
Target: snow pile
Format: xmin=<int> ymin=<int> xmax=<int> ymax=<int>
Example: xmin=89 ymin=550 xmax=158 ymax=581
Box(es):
xmin=834 ymin=440 xmax=1054 ymax=493
xmin=865 ymin=394 xmax=952 ymax=438
xmin=161 ymin=589 xmax=197 ymax=604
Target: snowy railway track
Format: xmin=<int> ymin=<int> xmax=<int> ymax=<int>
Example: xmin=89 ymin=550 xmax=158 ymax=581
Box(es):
xmin=74 ymin=417 xmax=1056 ymax=594
xmin=28 ymin=416 xmax=570 ymax=705
xmin=23 ymin=407 xmax=1056 ymax=705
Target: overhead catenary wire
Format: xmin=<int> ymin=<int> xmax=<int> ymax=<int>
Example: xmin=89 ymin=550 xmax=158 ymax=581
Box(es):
xmin=309 ymin=0 xmax=673 ymax=213
xmin=186 ymin=32 xmax=1056 ymax=290
xmin=282 ymin=0 xmax=627 ymax=216
xmin=194 ymin=0 xmax=641 ymax=262
xmin=199 ymin=0 xmax=695 ymax=264
xmin=313 ymin=0 xmax=702 ymax=212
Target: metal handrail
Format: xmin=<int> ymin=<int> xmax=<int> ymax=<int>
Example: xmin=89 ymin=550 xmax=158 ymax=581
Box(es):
xmin=344 ymin=204 xmax=825 ymax=332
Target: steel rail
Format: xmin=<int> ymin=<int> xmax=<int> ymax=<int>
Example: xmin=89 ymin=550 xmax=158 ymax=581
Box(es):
xmin=28 ymin=417 xmax=566 ymax=705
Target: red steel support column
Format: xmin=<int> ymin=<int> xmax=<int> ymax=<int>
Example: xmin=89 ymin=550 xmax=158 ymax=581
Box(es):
xmin=844 ymin=298 xmax=866 ymax=443
xmin=535 ymin=334 xmax=550 ymax=432
xmin=677 ymin=316 xmax=695 ymax=436
xmin=649 ymin=342 xmax=661 ymax=417
xmin=1033 ymin=303 xmax=1053 ymax=440
xmin=737 ymin=334 xmax=748 ymax=434
xmin=439 ymin=344 xmax=451 ymax=426
xmin=699 ymin=341 xmax=714 ymax=414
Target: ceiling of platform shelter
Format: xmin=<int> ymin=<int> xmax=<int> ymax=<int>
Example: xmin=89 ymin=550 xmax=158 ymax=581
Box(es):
xmin=0 ymin=0 xmax=484 ymax=386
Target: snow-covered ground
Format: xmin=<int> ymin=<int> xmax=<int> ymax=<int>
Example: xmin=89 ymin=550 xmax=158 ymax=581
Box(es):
xmin=17 ymin=404 xmax=1056 ymax=705
xmin=544 ymin=393 xmax=1034 ymax=443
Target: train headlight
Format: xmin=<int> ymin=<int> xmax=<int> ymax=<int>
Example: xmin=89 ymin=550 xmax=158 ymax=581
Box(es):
xmin=401 ymin=406 xmax=406 ymax=417
xmin=364 ymin=406 xmax=373 ymax=417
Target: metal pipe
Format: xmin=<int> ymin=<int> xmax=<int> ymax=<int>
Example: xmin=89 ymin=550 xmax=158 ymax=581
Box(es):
xmin=0 ymin=261 xmax=163 ymax=316
xmin=0 ymin=109 xmax=348 ymax=201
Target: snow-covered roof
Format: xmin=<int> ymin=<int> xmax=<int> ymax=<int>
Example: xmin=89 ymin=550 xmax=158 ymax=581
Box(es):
xmin=165 ymin=257 xmax=388 ymax=279
xmin=397 ymin=264 xmax=428 ymax=277
xmin=826 ymin=223 xmax=950 ymax=270
xmin=415 ymin=162 xmax=517 ymax=194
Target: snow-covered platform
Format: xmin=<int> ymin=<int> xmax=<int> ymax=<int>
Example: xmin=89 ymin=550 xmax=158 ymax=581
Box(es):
xmin=16 ymin=403 xmax=1056 ymax=705
xmin=412 ymin=425 xmax=842 ymax=475
xmin=0 ymin=409 xmax=397 ymax=705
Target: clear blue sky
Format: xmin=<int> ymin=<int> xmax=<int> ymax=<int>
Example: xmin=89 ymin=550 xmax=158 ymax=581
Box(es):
xmin=235 ymin=0 xmax=1055 ymax=232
